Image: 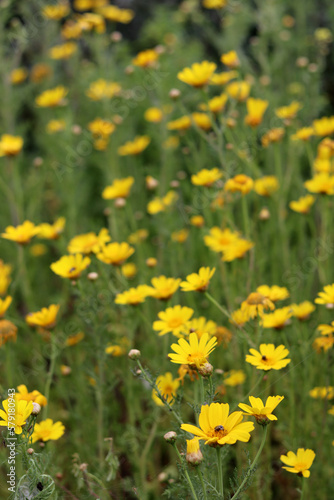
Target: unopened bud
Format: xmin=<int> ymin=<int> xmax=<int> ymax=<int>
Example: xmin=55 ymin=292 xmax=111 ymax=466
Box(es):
xmin=103 ymin=207 xmax=111 ymax=216
xmin=114 ymin=197 xmax=126 ymax=208
xmin=111 ymin=31 xmax=122 ymax=42
xmin=33 ymin=157 xmax=43 ymax=167
xmin=258 ymin=207 xmax=270 ymax=220
xmin=72 ymin=124 xmax=82 ymax=135
xmin=198 ymin=362 xmax=213 ymax=378
xmin=158 ymin=472 xmax=168 ymax=482
xmin=128 ymin=349 xmax=141 ymax=360
xmin=225 ymin=143 xmax=234 ymax=150
xmin=55 ymin=472 xmax=63 ymax=480
xmin=32 ymin=402 xmax=41 ymax=415
xmin=186 ymin=438 xmax=203 ymax=465
xmin=164 ymin=431 xmax=177 ymax=444
xmin=79 ymin=463 xmax=88 ymax=472
xmin=87 ymin=272 xmax=98 ymax=281
xmin=146 ymin=257 xmax=157 ymax=267
xmin=170 ymin=180 xmax=179 ymax=188
xmin=125 ymin=65 xmax=134 ymax=75
xmin=169 ymin=88 xmax=181 ymax=100
xmin=146 ymin=176 xmax=159 ymax=190
xmin=27 ymin=448 xmax=34 ymax=455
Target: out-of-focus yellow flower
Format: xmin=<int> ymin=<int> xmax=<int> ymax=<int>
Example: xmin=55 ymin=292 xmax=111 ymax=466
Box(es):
xmin=256 ymin=285 xmax=289 ymax=302
xmin=0 ymin=296 xmax=12 ymax=318
xmin=128 ymin=229 xmax=149 ymax=244
xmin=146 ymin=257 xmax=157 ymax=268
xmin=178 ymin=61 xmax=217 ymax=88
xmin=0 ymin=261 xmax=11 ymax=296
xmin=35 ymin=86 xmax=68 ymax=107
xmin=0 ymin=319 xmax=17 ymax=346
xmin=261 ymin=128 xmax=285 ymax=147
xmin=289 ymin=194 xmax=315 ymax=213
xmin=132 ymin=49 xmax=159 ymax=68
xmin=65 ymin=331 xmax=85 ymax=347
xmin=147 ymin=191 xmax=178 ymax=214
xmin=210 ymin=71 xmax=238 ymax=85
xmin=314 ymin=27 xmax=333 ymax=43
xmin=221 ymin=50 xmax=240 ymax=68
xmin=30 ymin=244 xmax=47 ymax=257
xmin=312 ymin=116 xmax=334 ymax=136
xmin=313 ymin=138 xmax=334 ymax=173
xmin=154 ymin=305 xmax=194 ymax=337
xmin=225 ymin=174 xmax=253 ymax=194
xmin=38 ymin=217 xmax=66 ymax=240
xmin=167 ymin=116 xmax=192 ymax=131
xmin=222 ymin=239 xmax=254 ymax=262
xmin=291 ymin=127 xmax=314 ymax=141
xmin=313 ymin=333 xmax=334 ymax=353
xmin=97 ymin=242 xmax=134 ymax=266
xmin=230 ymin=308 xmax=251 ymax=327
xmin=200 ymin=93 xmax=228 ymax=114
xmin=191 ymin=112 xmax=212 ymax=130
xmin=105 ymin=344 xmax=126 ymax=356
xmin=121 ymin=262 xmax=137 ymax=279
xmin=98 ymin=5 xmax=134 ymax=24
xmin=115 ymin=285 xmax=152 ymax=305
xmin=181 ymin=267 xmax=215 ymax=292
xmin=254 ymin=176 xmax=279 ymax=196
xmin=50 ymin=254 xmax=91 ymax=279
xmin=315 ymin=283 xmax=334 ymax=307
xmin=245 ymin=98 xmax=268 ymax=127
xmin=280 ymin=448 xmax=315 ymax=478
xmin=144 ymin=107 xmax=163 ymax=123
xmin=224 ymin=370 xmax=246 ymax=386
xmin=152 ymin=372 xmax=180 ymax=406
xmin=304 ymin=173 xmax=334 ymax=195
xmin=1 ymin=221 xmax=39 ymax=244
xmin=171 ymin=229 xmax=189 ymax=243
xmin=190 ymin=215 xmax=205 ymax=227
xmin=316 ymin=321 xmax=334 ymax=336
xmin=77 ymin=13 xmax=106 ymax=33
xmin=47 ymin=119 xmax=66 ymax=134
xmin=16 ymin=385 xmax=47 ymax=407
xmin=203 ymin=0 xmax=227 ymax=8
xmin=86 ymin=79 xmax=121 ymax=100
xmin=26 ymin=304 xmax=60 ymax=329
xmin=68 ymin=228 xmax=110 ymax=254
xmin=88 ymin=118 xmax=115 ymax=138
xmin=291 ymin=301 xmax=315 ymax=320
xmin=226 ymin=81 xmax=250 ymax=101
xmin=31 ymin=419 xmax=65 ymax=443
xmin=204 ymin=227 xmax=239 ymax=253
xmin=0 ymin=134 xmax=23 ymax=157
xmin=163 ymin=136 xmax=180 ymax=149
xmin=118 ymin=136 xmax=150 ymax=156
xmin=10 ymin=68 xmax=28 ymax=85
xmin=61 ymin=20 xmax=83 ymax=39
xmin=49 ymin=42 xmax=77 ymax=59
xmin=73 ymin=0 xmax=93 ymax=11
xmin=246 ymin=344 xmax=290 ymax=371
xmin=309 ymin=386 xmax=334 ymax=399
xmin=147 ymin=276 xmax=181 ymax=301
xmin=102 ymin=177 xmax=134 ymax=200
xmin=241 ymin=292 xmax=275 ymax=319
xmin=43 ymin=3 xmax=70 ymax=20
xmin=260 ymin=307 xmax=292 ymax=329
xmin=186 ymin=317 xmax=217 ymax=338
xmin=61 ymin=365 xmax=71 ymax=375
xmin=191 ymin=168 xmax=223 ymax=187
xmin=30 ymin=63 xmax=52 ymax=83
xmin=215 ymin=326 xmax=233 ymax=345
xmin=275 ymin=101 xmax=302 ymax=120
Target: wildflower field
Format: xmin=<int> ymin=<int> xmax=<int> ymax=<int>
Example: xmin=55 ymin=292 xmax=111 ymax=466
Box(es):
xmin=1 ymin=0 xmax=334 ymax=498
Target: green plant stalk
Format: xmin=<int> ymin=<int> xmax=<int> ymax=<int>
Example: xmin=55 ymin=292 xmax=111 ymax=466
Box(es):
xmin=300 ymin=476 xmax=307 ymax=500
xmin=199 ymin=376 xmax=205 ymax=404
xmin=241 ymin=194 xmax=250 ymax=238
xmin=216 ymin=447 xmax=224 ymax=499
xmin=43 ymin=332 xmax=58 ymax=419
xmin=232 ymin=425 xmax=268 ymax=500
xmin=172 ymin=443 xmax=199 ymax=500
xmin=205 ymin=292 xmax=230 ymax=320
xmin=198 ymin=467 xmax=208 ymax=500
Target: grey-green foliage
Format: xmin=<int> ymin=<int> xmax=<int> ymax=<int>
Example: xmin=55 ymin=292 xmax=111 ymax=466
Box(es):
xmin=13 ymin=451 xmax=56 ymax=500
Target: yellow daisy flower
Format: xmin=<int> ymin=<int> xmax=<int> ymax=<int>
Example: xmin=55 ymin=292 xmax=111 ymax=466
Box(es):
xmin=220 ymin=50 xmax=240 ymax=68
xmin=289 ymin=195 xmax=315 ymax=213
xmin=246 ymin=344 xmax=291 ymax=371
xmin=256 ymin=285 xmax=289 ymax=302
xmin=244 ymin=98 xmax=269 ymax=127
xmin=35 ymin=86 xmax=68 ymax=107
xmin=241 ymin=292 xmax=275 ymax=319
xmin=177 ymin=61 xmax=217 ymax=88
xmin=191 ymin=168 xmax=223 ymax=187
xmin=31 ymin=419 xmax=65 ymax=443
xmin=180 ymin=267 xmax=215 ymax=292
xmin=153 ymin=305 xmax=194 ymax=337
xmin=291 ymin=301 xmax=315 ymax=320
xmin=224 ymin=174 xmax=253 ymax=194
xmin=0 ymin=296 xmax=12 ymax=318
xmin=169 ymin=331 xmax=217 ymax=369
xmin=115 ymin=285 xmax=152 ymax=306
xmin=147 ymin=276 xmax=181 ymax=301
xmin=254 ymin=176 xmax=279 ymax=196
xmin=37 ymin=217 xmax=66 ymax=240
xmin=25 ymin=304 xmax=60 ymax=329
xmin=102 ymin=177 xmax=134 ymax=200
xmin=132 ymin=49 xmax=159 ymax=68
xmin=315 ymin=283 xmax=334 ymax=307
xmin=50 ymin=254 xmax=91 ymax=279
xmin=1 ymin=221 xmax=40 ymax=244
xmin=304 ymin=173 xmax=334 ymax=195
xmin=118 ymin=136 xmax=150 ymax=156
xmin=0 ymin=134 xmax=24 ymax=156
xmin=68 ymin=228 xmax=110 ymax=254
xmin=152 ymin=372 xmax=180 ymax=407
xmin=16 ymin=385 xmax=47 ymax=407
xmin=280 ymin=449 xmax=315 ymax=478
xmin=97 ymin=242 xmax=135 ymax=266
xmin=239 ymin=396 xmax=284 ymax=425
xmin=0 ymin=399 xmax=33 ymax=435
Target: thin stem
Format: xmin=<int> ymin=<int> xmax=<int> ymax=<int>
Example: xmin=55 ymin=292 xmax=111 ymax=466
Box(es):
xmin=300 ymin=476 xmax=307 ymax=500
xmin=198 ymin=467 xmax=208 ymax=500
xmin=43 ymin=332 xmax=58 ymax=419
xmin=199 ymin=376 xmax=205 ymax=404
xmin=232 ymin=425 xmax=268 ymax=500
xmin=241 ymin=195 xmax=250 ymax=238
xmin=216 ymin=447 xmax=224 ymax=499
xmin=205 ymin=292 xmax=230 ymax=320
xmin=172 ymin=444 xmax=199 ymax=500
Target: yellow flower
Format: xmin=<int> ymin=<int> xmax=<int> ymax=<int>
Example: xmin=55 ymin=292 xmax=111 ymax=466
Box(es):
xmin=177 ymin=61 xmax=217 ymax=88
xmin=241 ymin=292 xmax=275 ymax=319
xmin=98 ymin=5 xmax=134 ymax=24
xmin=221 ymin=50 xmax=240 ymax=68
xmin=222 ymin=238 xmax=254 ymax=262
xmin=30 ymin=243 xmax=47 ymax=257
xmin=163 ymin=136 xmax=180 ymax=149
xmin=254 ymin=176 xmax=280 ymax=196
xmin=144 ymin=107 xmax=163 ymax=123
xmin=191 ymin=112 xmax=211 ymax=130
xmin=61 ymin=20 xmax=83 ymax=39
xmin=43 ymin=3 xmax=70 ymax=20
xmin=0 ymin=134 xmax=23 ymax=157
xmin=132 ymin=49 xmax=159 ymax=68
xmin=261 ymin=128 xmax=285 ymax=147
xmin=260 ymin=307 xmax=292 ymax=330
xmin=312 ymin=116 xmax=334 ymax=136
xmin=313 ymin=334 xmax=334 ymax=353
xmin=215 ymin=326 xmax=233 ymax=346
xmin=186 ymin=437 xmax=203 ymax=465
xmin=1 ymin=221 xmax=39 ymax=244
xmin=317 ymin=321 xmax=334 ymax=336
xmin=147 ymin=276 xmax=181 ymax=301
xmin=245 ymin=98 xmax=269 ymax=127
xmin=171 ymin=229 xmax=189 ymax=243
xmin=191 ymin=168 xmax=223 ymax=187
xmin=256 ymin=285 xmax=289 ymax=302
xmin=26 ymin=304 xmax=60 ymax=329
xmin=181 ymin=402 xmax=254 ymax=446
xmin=121 ymin=262 xmax=137 ymax=279
xmin=204 ymin=227 xmax=239 ymax=253
xmin=154 ymin=305 xmax=194 ymax=337
xmin=289 ymin=195 xmax=315 ymax=213
xmin=65 ymin=331 xmax=85 ymax=347
xmin=10 ymin=68 xmax=28 ymax=85
xmin=118 ymin=136 xmax=150 ymax=156
xmin=46 ymin=119 xmax=66 ymax=134
xmin=0 ymin=260 xmax=12 ymax=295
xmin=280 ymin=449 xmax=315 ymax=478
xmin=88 ymin=118 xmax=115 ymax=138
xmin=180 ymin=267 xmax=215 ymax=292
xmin=315 ymin=283 xmax=334 ymax=307
xmin=190 ymin=215 xmax=205 ymax=227
xmin=115 ymin=285 xmax=152 ymax=306
xmin=50 ymin=254 xmax=91 ymax=279
xmin=291 ymin=301 xmax=315 ymax=320
xmin=49 ymin=42 xmax=77 ymax=59
xmin=97 ymin=242 xmax=134 ymax=266
xmin=275 ymin=101 xmax=302 ymax=120
xmin=224 ymin=174 xmax=253 ymax=194
xmin=38 ymin=217 xmax=66 ymax=240
xmin=291 ymin=127 xmax=314 ymax=141
xmin=128 ymin=229 xmax=149 ymax=244
xmin=305 ymin=172 xmax=334 ymax=195
xmin=86 ymin=79 xmax=121 ymax=100
xmin=147 ymin=190 xmax=178 ymax=215
xmin=77 ymin=13 xmax=105 ymax=33
xmin=210 ymin=71 xmax=238 ymax=85
xmin=31 ymin=419 xmax=65 ymax=443
xmin=226 ymin=81 xmax=251 ymax=101
xmin=0 ymin=296 xmax=12 ymax=318
xmin=152 ymin=372 xmax=180 ymax=406
xmin=203 ymin=0 xmax=227 ymax=9
xmin=16 ymin=385 xmax=47 ymax=407
xmin=239 ymin=396 xmax=284 ymax=424
xmin=102 ymin=177 xmax=134 ymax=200
xmin=246 ymin=344 xmax=291 ymax=371
xmin=0 ymin=319 xmax=17 ymax=346
xmin=167 ymin=116 xmax=192 ymax=131
xmin=230 ymin=308 xmax=250 ymax=328
xmin=30 ymin=63 xmax=52 ymax=83
xmin=309 ymin=386 xmax=334 ymax=399
xmin=105 ymin=344 xmax=126 ymax=356
xmin=68 ymin=228 xmax=110 ymax=254
xmin=169 ymin=331 xmax=217 ymax=369
xmin=35 ymin=86 xmax=68 ymax=107
xmin=224 ymin=370 xmax=246 ymax=386
xmin=0 ymin=398 xmax=33 ymax=435
xmin=199 ymin=93 xmax=228 ymax=113
xmin=186 ymin=317 xmax=217 ymax=338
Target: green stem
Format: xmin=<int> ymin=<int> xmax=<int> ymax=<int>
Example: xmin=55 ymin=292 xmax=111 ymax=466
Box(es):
xmin=198 ymin=467 xmax=208 ymax=500
xmin=205 ymin=292 xmax=230 ymax=320
xmin=232 ymin=425 xmax=268 ymax=500
xmin=43 ymin=332 xmax=58 ymax=419
xmin=300 ymin=476 xmax=307 ymax=500
xmin=216 ymin=447 xmax=224 ymax=499
xmin=199 ymin=376 xmax=205 ymax=404
xmin=173 ymin=444 xmax=199 ymax=500
xmin=241 ymin=195 xmax=250 ymax=238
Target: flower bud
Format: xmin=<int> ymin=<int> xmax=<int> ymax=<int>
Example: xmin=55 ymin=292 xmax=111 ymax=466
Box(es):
xmin=164 ymin=431 xmax=177 ymax=444
xmin=128 ymin=349 xmax=141 ymax=360
xmin=87 ymin=272 xmax=99 ymax=281
xmin=169 ymin=88 xmax=181 ymax=100
xmin=72 ymin=124 xmax=82 ymax=135
xmin=186 ymin=438 xmax=203 ymax=465
xmin=33 ymin=157 xmax=43 ymax=167
xmin=114 ymin=197 xmax=126 ymax=208
xmin=27 ymin=448 xmax=34 ymax=455
xmin=111 ymin=31 xmax=122 ymax=42
xmin=146 ymin=257 xmax=157 ymax=268
xmin=32 ymin=402 xmax=41 ymax=415
xmin=198 ymin=362 xmax=213 ymax=378
xmin=170 ymin=180 xmax=179 ymax=188
xmin=146 ymin=175 xmax=159 ymax=190
xmin=258 ymin=207 xmax=270 ymax=220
